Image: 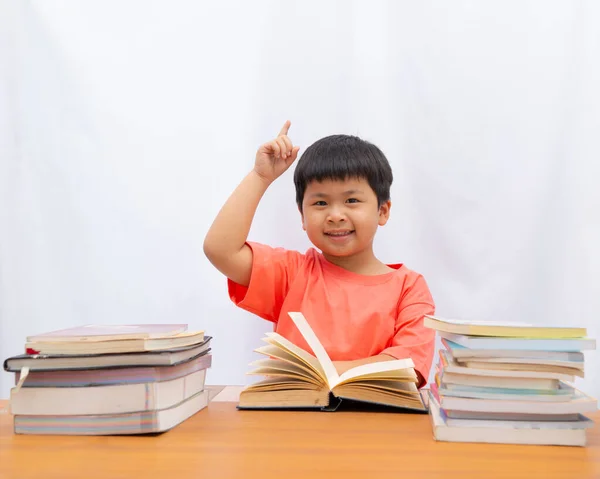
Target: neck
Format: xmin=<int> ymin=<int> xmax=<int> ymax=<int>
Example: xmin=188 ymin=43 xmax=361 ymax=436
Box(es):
xmin=322 ymin=246 xmax=392 ymax=275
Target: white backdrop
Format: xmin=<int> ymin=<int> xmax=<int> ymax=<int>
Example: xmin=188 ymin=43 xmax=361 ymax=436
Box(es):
xmin=1 ymin=1 xmax=599 ymax=399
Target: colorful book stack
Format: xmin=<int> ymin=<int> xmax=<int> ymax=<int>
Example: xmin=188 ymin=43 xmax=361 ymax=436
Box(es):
xmin=424 ymin=316 xmax=597 ymax=446
xmin=2 ymin=324 xmax=211 ymax=435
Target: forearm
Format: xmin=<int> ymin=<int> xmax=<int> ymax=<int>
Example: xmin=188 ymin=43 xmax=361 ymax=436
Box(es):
xmin=203 ymin=121 xmax=298 ymax=286
xmin=203 ymin=170 xmax=271 ymax=259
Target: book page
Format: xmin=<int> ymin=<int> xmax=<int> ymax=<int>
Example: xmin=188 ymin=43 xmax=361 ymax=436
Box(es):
xmin=246 ymin=359 xmax=324 ymax=386
xmin=254 ymin=344 xmax=324 ymax=382
xmin=331 ymin=358 xmax=415 ymax=388
xmin=287 ymin=312 xmax=339 ymax=388
xmin=264 ymin=333 xmax=327 ymax=382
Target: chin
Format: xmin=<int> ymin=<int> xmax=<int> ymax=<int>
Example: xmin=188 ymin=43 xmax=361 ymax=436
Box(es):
xmin=319 ymin=246 xmax=357 ymax=258
xmin=308 ymin=234 xmax=360 ymax=258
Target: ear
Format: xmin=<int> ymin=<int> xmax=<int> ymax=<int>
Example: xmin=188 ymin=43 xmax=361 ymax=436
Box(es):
xmin=378 ymin=200 xmax=391 ymax=226
xmin=299 ymin=207 xmax=307 ymax=231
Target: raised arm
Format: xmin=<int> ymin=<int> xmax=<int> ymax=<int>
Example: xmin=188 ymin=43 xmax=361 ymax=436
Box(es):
xmin=203 ymin=121 xmax=300 ymax=286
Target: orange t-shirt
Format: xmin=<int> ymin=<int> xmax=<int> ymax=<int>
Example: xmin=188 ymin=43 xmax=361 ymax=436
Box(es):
xmin=228 ymin=242 xmax=436 ymax=385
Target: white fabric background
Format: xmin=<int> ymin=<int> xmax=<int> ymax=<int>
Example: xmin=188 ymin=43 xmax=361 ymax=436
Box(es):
xmin=1 ymin=1 xmax=599 ymax=399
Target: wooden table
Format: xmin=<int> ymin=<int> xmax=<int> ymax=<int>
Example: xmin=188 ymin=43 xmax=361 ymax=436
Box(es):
xmin=1 ymin=393 xmax=599 ymax=479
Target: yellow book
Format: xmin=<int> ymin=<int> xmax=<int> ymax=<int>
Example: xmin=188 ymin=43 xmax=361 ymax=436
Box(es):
xmin=24 ymin=330 xmax=205 ymax=355
xmin=424 ymin=316 xmax=586 ymax=339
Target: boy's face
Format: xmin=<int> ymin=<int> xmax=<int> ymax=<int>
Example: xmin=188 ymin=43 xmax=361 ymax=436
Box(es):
xmin=300 ymin=177 xmax=390 ymax=259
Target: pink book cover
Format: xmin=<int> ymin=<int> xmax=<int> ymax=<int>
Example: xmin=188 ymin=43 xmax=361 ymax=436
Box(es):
xmin=26 ymin=324 xmax=188 ymax=343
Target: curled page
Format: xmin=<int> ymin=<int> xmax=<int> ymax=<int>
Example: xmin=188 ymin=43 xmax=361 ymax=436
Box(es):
xmin=287 ymin=312 xmax=340 ymax=388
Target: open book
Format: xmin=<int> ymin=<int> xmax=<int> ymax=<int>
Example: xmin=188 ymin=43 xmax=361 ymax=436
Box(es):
xmin=238 ymin=312 xmax=426 ymax=412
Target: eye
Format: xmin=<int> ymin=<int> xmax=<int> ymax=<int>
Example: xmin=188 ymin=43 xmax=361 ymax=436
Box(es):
xmin=346 ymin=198 xmax=360 ymax=203
xmin=313 ymin=200 xmax=327 ymax=206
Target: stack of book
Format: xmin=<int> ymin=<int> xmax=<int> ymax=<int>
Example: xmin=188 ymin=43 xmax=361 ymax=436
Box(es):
xmin=3 ymin=324 xmax=211 ymax=435
xmin=424 ymin=316 xmax=597 ymax=446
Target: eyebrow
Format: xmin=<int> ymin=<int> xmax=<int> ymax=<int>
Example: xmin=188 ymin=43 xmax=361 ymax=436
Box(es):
xmin=308 ymin=189 xmax=365 ymax=198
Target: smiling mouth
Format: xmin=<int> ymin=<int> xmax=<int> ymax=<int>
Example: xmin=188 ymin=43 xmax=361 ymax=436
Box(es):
xmin=324 ymin=231 xmax=355 ymax=237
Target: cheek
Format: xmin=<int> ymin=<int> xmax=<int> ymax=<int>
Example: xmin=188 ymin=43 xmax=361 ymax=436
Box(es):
xmin=354 ymin=210 xmax=376 ymax=224
xmin=355 ymin=213 xmax=380 ymax=234
xmin=301 ymin=214 xmax=314 ymax=232
xmin=303 ymin=211 xmax=321 ymax=225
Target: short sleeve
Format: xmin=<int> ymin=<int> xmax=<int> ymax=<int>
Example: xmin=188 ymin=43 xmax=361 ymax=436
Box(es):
xmin=380 ymin=274 xmax=436 ymax=387
xmin=227 ymin=242 xmax=304 ymax=323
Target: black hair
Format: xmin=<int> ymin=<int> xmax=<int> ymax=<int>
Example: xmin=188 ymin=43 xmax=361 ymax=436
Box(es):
xmin=293 ymin=134 xmax=393 ymax=211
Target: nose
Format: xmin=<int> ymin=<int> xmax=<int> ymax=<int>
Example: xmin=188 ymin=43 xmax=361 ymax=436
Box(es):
xmin=326 ymin=205 xmax=346 ymax=223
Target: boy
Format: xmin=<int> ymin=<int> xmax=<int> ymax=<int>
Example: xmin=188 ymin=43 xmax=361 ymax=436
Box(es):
xmin=204 ymin=121 xmax=435 ymax=386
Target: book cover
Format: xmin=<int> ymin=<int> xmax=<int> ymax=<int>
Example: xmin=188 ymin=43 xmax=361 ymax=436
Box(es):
xmin=27 ymin=324 xmax=188 ymax=342
xmin=438 ymin=331 xmax=596 ymax=351
xmin=15 ymin=352 xmax=212 ymax=387
xmin=3 ymin=337 xmax=212 ymax=372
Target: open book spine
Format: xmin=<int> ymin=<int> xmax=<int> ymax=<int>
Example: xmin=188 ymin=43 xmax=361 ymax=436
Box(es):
xmin=239 ymin=312 xmax=425 ymax=412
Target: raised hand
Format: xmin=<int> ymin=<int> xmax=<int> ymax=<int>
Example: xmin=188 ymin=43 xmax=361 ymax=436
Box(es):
xmin=254 ymin=120 xmax=301 ymax=184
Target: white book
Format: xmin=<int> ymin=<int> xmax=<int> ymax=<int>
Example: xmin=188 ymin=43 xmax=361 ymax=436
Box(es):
xmin=432 ymin=385 xmax=597 ymax=415
xmin=440 ymin=350 xmax=576 ymax=382
xmin=14 ymin=390 xmax=209 ymax=435
xmin=443 ymin=413 xmax=594 ymax=430
xmin=456 ymin=357 xmax=584 ymax=370
xmin=443 ymin=409 xmax=582 ymax=421
xmin=458 ymin=360 xmax=584 ymax=378
xmin=10 ymin=369 xmax=206 ymax=415
xmin=440 ymin=371 xmax=559 ymax=390
xmin=429 ymin=393 xmax=589 ymax=446
xmin=439 ymin=332 xmax=596 ymax=351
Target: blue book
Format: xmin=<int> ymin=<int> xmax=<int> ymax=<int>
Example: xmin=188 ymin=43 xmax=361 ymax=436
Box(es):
xmin=439 ymin=332 xmax=595 ymax=352
xmin=437 ymin=381 xmax=575 ymax=401
xmin=441 ymin=338 xmax=585 ymax=362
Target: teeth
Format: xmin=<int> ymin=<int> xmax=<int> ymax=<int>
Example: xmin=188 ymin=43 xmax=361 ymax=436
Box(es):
xmin=327 ymin=232 xmax=351 ymax=236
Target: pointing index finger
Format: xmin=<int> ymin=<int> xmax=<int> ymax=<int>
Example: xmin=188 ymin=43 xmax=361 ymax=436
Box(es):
xmin=278 ymin=120 xmax=291 ymax=137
